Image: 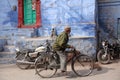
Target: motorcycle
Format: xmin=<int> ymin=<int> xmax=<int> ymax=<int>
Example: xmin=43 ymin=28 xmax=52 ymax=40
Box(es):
xmin=15 ymin=40 xmax=52 ymax=69
xmin=97 ymin=39 xmax=120 ymax=64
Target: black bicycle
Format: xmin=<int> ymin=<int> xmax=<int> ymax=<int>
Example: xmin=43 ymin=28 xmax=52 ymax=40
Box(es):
xmin=35 ymin=47 xmax=94 ymax=78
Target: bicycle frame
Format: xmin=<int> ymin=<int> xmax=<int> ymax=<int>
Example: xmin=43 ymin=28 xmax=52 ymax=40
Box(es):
xmin=65 ymin=48 xmax=80 ymax=63
xmin=35 ymin=41 xmax=94 ymax=78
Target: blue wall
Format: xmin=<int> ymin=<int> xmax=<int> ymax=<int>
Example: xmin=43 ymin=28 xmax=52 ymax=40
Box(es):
xmin=39 ymin=0 xmax=96 ymax=37
xmin=0 ymin=0 xmax=96 ymax=37
xmin=98 ymin=0 xmax=120 ymax=42
xmin=0 ymin=0 xmax=18 ymax=28
xmin=0 ymin=0 xmax=97 ymax=56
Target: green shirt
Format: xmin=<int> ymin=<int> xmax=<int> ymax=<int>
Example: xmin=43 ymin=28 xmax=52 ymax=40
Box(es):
xmin=52 ymin=31 xmax=70 ymax=51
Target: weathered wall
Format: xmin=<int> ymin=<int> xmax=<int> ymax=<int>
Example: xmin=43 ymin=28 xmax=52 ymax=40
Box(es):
xmin=39 ymin=0 xmax=96 ymax=37
xmin=0 ymin=0 xmax=97 ymax=56
xmin=0 ymin=0 xmax=96 ymax=37
xmin=0 ymin=0 xmax=18 ymax=28
xmin=98 ymin=0 xmax=120 ymax=43
xmin=19 ymin=37 xmax=96 ymax=57
xmin=0 ymin=38 xmax=7 ymax=51
xmin=0 ymin=0 xmax=35 ymax=47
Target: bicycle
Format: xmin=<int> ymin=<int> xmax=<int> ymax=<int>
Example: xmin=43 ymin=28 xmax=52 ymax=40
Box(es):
xmin=35 ymin=46 xmax=94 ymax=78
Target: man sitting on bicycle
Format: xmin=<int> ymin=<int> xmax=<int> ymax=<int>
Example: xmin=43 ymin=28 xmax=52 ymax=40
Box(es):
xmin=52 ymin=26 xmax=73 ymax=73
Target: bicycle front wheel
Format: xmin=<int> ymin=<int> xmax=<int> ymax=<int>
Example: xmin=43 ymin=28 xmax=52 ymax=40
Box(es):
xmin=72 ymin=54 xmax=94 ymax=77
xmin=35 ymin=55 xmax=57 ymax=78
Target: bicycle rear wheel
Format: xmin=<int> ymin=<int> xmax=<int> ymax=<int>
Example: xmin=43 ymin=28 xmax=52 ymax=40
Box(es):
xmin=16 ymin=53 xmax=31 ymax=69
xmin=35 ymin=55 xmax=57 ymax=78
xmin=72 ymin=54 xmax=94 ymax=77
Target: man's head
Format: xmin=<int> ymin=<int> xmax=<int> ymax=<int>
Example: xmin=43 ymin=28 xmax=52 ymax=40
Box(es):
xmin=64 ymin=26 xmax=71 ymax=34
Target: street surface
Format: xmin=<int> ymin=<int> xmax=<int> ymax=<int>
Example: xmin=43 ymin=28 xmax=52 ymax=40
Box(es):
xmin=0 ymin=60 xmax=120 ymax=80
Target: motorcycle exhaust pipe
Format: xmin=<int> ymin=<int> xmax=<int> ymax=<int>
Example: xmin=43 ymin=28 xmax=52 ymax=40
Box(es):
xmin=16 ymin=60 xmax=34 ymax=65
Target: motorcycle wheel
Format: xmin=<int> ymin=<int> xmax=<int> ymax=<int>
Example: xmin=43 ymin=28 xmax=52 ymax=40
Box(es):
xmin=97 ymin=49 xmax=111 ymax=64
xmin=16 ymin=53 xmax=31 ymax=69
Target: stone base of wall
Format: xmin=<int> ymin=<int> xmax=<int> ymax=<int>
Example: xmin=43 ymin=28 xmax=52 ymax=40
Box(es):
xmin=16 ymin=36 xmax=97 ymax=57
xmin=0 ymin=36 xmax=97 ymax=64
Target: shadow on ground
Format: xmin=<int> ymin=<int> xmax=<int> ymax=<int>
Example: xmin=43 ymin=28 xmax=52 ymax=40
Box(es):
xmin=51 ymin=65 xmax=115 ymax=79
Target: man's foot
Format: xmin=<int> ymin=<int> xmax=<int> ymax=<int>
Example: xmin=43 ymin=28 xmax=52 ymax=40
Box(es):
xmin=56 ymin=70 xmax=67 ymax=76
xmin=61 ymin=70 xmax=66 ymax=73
xmin=61 ymin=70 xmax=67 ymax=75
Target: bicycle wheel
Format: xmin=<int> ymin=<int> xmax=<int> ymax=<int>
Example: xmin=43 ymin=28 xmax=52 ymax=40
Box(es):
xmin=16 ymin=53 xmax=31 ymax=69
xmin=35 ymin=55 xmax=57 ymax=78
xmin=72 ymin=54 xmax=94 ymax=77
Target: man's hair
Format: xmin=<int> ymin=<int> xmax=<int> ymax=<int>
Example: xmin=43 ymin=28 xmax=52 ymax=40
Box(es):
xmin=64 ymin=26 xmax=71 ymax=32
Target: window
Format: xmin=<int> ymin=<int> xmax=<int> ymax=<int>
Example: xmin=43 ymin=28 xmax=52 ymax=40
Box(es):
xmin=18 ymin=0 xmax=41 ymax=28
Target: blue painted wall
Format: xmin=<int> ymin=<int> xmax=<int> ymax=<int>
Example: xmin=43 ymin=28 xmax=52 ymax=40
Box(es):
xmin=0 ymin=0 xmax=18 ymax=28
xmin=0 ymin=0 xmax=97 ymax=56
xmin=39 ymin=0 xmax=96 ymax=37
xmin=0 ymin=0 xmax=96 ymax=37
xmin=98 ymin=0 xmax=120 ymax=43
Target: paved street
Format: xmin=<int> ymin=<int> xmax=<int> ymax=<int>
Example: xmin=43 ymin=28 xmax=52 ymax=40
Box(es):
xmin=0 ymin=60 xmax=120 ymax=80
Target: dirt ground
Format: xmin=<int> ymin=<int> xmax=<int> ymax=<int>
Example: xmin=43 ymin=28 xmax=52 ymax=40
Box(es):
xmin=0 ymin=60 xmax=120 ymax=80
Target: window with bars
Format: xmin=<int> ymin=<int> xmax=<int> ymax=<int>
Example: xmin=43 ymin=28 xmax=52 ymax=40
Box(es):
xmin=18 ymin=0 xmax=41 ymax=28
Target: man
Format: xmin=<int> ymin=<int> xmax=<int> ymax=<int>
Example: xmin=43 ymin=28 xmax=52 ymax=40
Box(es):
xmin=52 ymin=26 xmax=73 ymax=73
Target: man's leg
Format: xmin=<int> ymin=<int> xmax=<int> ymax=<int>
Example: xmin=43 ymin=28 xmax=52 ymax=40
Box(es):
xmin=57 ymin=51 xmax=67 ymax=72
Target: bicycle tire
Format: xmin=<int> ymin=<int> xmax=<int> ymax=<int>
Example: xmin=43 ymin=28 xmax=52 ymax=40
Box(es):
xmin=35 ymin=54 xmax=57 ymax=78
xmin=16 ymin=53 xmax=31 ymax=69
xmin=72 ymin=54 xmax=94 ymax=77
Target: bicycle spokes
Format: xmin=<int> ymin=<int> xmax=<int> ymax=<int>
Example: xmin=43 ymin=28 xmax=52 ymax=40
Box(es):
xmin=72 ymin=54 xmax=93 ymax=77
